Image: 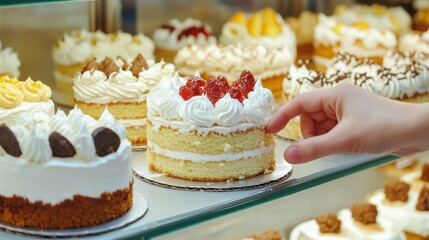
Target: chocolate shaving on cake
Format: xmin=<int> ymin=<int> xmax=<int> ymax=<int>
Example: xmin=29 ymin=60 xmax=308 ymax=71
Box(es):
xmin=49 ymin=132 xmax=76 ymax=158
xmin=315 ymin=213 xmax=341 ymax=233
xmin=352 ymin=203 xmax=377 ymax=225
xmin=80 ymin=58 xmax=98 ymax=73
xmin=118 ymin=57 xmax=129 ymax=71
xmin=101 ymin=57 xmax=119 ymax=77
xmin=384 ymin=180 xmax=410 ymax=202
xmin=130 ymin=54 xmax=149 ymax=77
xmin=0 ymin=124 xmax=21 ymax=157
xmin=249 ymin=229 xmax=282 ymax=240
xmin=92 ymin=127 xmax=120 ymax=157
xmin=421 ymin=163 xmax=429 ymax=182
xmin=416 ymin=186 xmax=429 ymax=211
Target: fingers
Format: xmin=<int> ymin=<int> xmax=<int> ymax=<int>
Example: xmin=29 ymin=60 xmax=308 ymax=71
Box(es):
xmin=284 ymin=126 xmax=346 ymax=164
xmin=266 ymin=90 xmax=332 ymax=133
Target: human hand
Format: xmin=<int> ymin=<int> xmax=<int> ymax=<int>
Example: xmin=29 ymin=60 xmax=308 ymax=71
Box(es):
xmin=266 ymin=84 xmax=429 ymax=164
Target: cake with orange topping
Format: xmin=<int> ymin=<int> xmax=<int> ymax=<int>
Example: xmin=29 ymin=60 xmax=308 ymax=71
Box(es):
xmin=152 ymin=18 xmax=216 ymax=63
xmin=174 ymin=43 xmax=293 ymax=102
xmin=414 ymin=0 xmax=429 ymax=31
xmin=73 ymin=54 xmax=175 ymax=145
xmin=146 ymin=70 xmax=276 ymax=181
xmin=219 ymin=8 xmax=296 ymax=59
xmin=0 ymin=75 xmax=54 ymax=124
xmin=313 ymin=15 xmax=397 ymax=72
xmin=0 ymin=42 xmax=20 ymax=78
xmin=53 ymin=30 xmax=155 ymax=105
xmin=0 ymin=107 xmax=133 ymax=229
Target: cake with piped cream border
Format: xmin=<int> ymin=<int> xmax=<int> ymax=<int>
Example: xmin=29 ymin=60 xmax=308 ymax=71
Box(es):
xmin=0 ymin=42 xmax=20 ymax=78
xmin=73 ymin=54 xmax=175 ymax=145
xmin=146 ymin=70 xmax=276 ymax=181
xmin=0 ymin=107 xmax=132 ymax=229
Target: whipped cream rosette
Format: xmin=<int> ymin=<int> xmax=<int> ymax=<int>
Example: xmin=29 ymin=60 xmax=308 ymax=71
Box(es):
xmin=0 ymin=41 xmax=20 ymax=78
xmin=0 ymin=75 xmax=54 ymax=125
xmin=0 ymin=107 xmax=133 ymax=229
xmin=153 ymin=18 xmax=216 ymax=63
xmin=146 ymin=70 xmax=276 ymax=181
xmin=74 ymin=54 xmax=175 ymax=146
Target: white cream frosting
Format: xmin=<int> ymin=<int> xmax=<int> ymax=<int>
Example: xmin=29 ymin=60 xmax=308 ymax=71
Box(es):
xmin=0 ymin=42 xmax=20 ymax=77
xmin=0 ymin=100 xmax=54 ymax=126
xmin=219 ymin=14 xmax=297 ymax=58
xmin=314 ymin=14 xmax=397 ymax=51
xmin=118 ymin=118 xmax=147 ymax=128
xmin=334 ymin=5 xmax=411 ymax=34
xmin=399 ymin=30 xmax=429 ymax=55
xmin=290 ymin=209 xmax=405 ymax=240
xmin=153 ymin=18 xmax=216 ymax=51
xmin=53 ymin=30 xmax=155 ymax=65
xmin=414 ymin=0 xmax=429 ymax=10
xmin=0 ymin=107 xmax=132 ymax=204
xmin=73 ymin=60 xmax=175 ymax=104
xmin=369 ymin=190 xmax=429 ymax=236
xmin=148 ymin=140 xmax=272 ymax=162
xmin=147 ymin=75 xmax=275 ymax=129
xmin=174 ymin=43 xmax=293 ymax=80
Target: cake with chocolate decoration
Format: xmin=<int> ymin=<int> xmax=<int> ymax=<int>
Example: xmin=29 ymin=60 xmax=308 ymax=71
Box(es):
xmin=73 ymin=54 xmax=175 ymax=145
xmin=146 ymin=70 xmax=276 ymax=181
xmin=290 ymin=203 xmax=405 ymax=239
xmin=0 ymin=107 xmax=133 ymax=229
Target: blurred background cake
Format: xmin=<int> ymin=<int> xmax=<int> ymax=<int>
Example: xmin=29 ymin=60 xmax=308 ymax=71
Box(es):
xmin=174 ymin=43 xmax=293 ymax=102
xmin=73 ymin=55 xmax=175 ymax=146
xmin=0 ymin=41 xmax=20 ymax=78
xmin=52 ymin=30 xmax=155 ymax=106
xmin=413 ymin=0 xmax=429 ymax=31
xmin=152 ymin=18 xmax=216 ymax=63
xmin=0 ymin=107 xmax=132 ymax=229
xmin=219 ymin=8 xmax=297 ymax=59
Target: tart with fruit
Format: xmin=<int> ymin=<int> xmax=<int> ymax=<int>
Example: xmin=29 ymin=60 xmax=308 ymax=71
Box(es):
xmin=219 ymin=8 xmax=296 ymax=59
xmin=152 ymin=18 xmax=216 ymax=63
xmin=146 ymin=70 xmax=276 ymax=181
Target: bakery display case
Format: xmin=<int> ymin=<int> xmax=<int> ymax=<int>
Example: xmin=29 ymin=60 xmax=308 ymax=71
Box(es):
xmin=0 ymin=0 xmax=428 ymax=239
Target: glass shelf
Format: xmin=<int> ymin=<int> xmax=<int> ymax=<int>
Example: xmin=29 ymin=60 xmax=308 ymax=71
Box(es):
xmin=0 ymin=0 xmax=93 ymax=8
xmin=0 ymin=138 xmax=399 ymax=240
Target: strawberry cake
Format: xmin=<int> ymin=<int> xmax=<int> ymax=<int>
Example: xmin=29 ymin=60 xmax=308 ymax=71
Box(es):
xmin=146 ymin=70 xmax=276 ymax=181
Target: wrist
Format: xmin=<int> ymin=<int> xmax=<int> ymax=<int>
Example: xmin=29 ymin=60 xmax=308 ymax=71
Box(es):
xmin=406 ymin=103 xmax=429 ymax=150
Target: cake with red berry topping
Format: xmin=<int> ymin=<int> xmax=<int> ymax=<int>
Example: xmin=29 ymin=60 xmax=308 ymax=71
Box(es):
xmin=152 ymin=18 xmax=216 ymax=63
xmin=146 ymin=70 xmax=276 ymax=181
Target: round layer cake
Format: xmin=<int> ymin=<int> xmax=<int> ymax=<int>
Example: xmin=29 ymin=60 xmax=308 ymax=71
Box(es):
xmin=0 ymin=75 xmax=54 ymax=124
xmin=0 ymin=107 xmax=133 ymax=229
xmin=73 ymin=55 xmax=175 ymax=145
xmin=146 ymin=71 xmax=276 ymax=181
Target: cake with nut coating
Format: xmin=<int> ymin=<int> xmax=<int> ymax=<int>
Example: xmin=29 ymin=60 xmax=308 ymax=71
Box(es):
xmin=0 ymin=107 xmax=133 ymax=229
xmin=146 ymin=70 xmax=276 ymax=181
xmin=73 ymin=54 xmax=175 ymax=145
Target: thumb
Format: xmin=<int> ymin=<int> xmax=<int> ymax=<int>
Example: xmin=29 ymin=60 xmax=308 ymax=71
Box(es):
xmin=284 ymin=128 xmax=347 ymax=164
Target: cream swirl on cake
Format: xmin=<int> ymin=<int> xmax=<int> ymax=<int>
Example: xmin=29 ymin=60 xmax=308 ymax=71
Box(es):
xmin=399 ymin=30 xmax=429 ymax=55
xmin=0 ymin=41 xmax=20 ymax=78
xmin=0 ymin=76 xmax=54 ymax=125
xmin=74 ymin=55 xmax=176 ymax=146
xmin=146 ymin=70 xmax=276 ymax=181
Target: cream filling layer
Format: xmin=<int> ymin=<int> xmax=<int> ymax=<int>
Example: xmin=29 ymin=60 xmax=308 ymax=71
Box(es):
xmin=0 ymin=142 xmax=132 ymax=204
xmin=149 ymin=114 xmax=263 ymax=136
xmin=148 ymin=141 xmax=273 ymax=162
xmin=0 ymin=101 xmax=55 ymax=126
xmin=119 ymin=118 xmax=147 ymax=128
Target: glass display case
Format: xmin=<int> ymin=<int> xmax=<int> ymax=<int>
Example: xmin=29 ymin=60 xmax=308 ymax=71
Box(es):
xmin=0 ymin=1 xmax=426 ymax=239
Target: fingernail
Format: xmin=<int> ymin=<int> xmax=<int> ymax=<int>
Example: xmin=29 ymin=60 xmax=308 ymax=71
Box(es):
xmin=285 ymin=145 xmax=302 ymax=164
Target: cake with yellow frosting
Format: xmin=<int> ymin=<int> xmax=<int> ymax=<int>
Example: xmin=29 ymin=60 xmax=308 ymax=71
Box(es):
xmin=0 ymin=75 xmax=54 ymax=125
xmin=53 ymin=30 xmax=155 ymax=105
xmin=146 ymin=70 xmax=276 ymax=181
xmin=313 ymin=14 xmax=397 ymax=72
xmin=174 ymin=43 xmax=293 ymax=102
xmin=219 ymin=8 xmax=296 ymax=59
xmin=73 ymin=55 xmax=175 ymax=145
xmin=0 ymin=42 xmax=20 ymax=78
